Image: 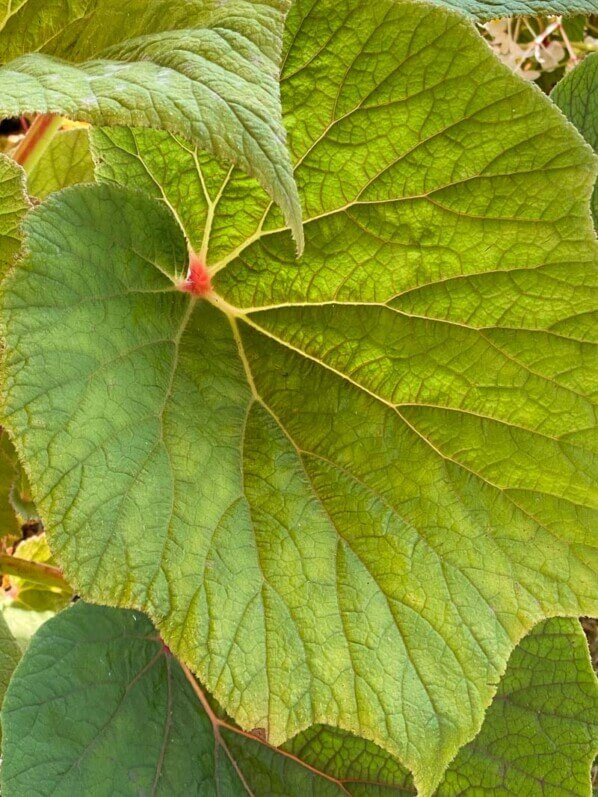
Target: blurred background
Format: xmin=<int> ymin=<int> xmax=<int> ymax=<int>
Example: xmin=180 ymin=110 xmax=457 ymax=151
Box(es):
xmin=481 ymin=12 xmax=597 ymax=92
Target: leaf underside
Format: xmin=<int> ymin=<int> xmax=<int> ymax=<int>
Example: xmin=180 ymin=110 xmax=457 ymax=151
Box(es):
xmin=428 ymin=0 xmax=598 ymax=20
xmin=2 ymin=0 xmax=598 ymax=793
xmin=2 ymin=604 xmax=597 ymax=797
xmin=0 ymin=0 xmax=303 ymax=247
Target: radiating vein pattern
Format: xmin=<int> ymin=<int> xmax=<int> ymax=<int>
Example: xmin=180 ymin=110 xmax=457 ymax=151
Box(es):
xmin=2 ymin=1 xmax=597 ymax=794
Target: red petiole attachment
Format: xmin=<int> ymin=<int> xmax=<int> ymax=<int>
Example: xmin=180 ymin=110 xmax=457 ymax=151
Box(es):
xmin=177 ymin=252 xmax=212 ymax=296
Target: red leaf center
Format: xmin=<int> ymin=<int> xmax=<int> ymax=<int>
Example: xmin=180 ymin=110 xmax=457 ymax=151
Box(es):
xmin=178 ymin=253 xmax=212 ymax=296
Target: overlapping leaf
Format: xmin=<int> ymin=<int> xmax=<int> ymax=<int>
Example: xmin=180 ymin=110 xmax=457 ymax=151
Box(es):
xmin=435 ymin=617 xmax=598 ymax=795
xmin=0 ymin=0 xmax=280 ymax=61
xmin=289 ymin=616 xmax=598 ymax=795
xmin=0 ymin=0 xmax=303 ymax=246
xmin=552 ymin=53 xmax=598 ymax=230
xmin=3 ymin=603 xmax=349 ymax=797
xmin=429 ymin=1 xmax=598 ymax=20
xmin=2 ymin=604 xmax=597 ymax=796
xmin=2 ymin=0 xmax=598 ymax=793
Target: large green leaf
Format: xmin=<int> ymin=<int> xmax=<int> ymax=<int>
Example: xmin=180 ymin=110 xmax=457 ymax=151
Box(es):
xmin=2 ymin=604 xmax=597 ymax=796
xmin=3 ymin=1 xmax=598 ymax=793
xmin=427 ymin=1 xmax=598 ymax=19
xmin=552 ymin=53 xmax=598 ymax=231
xmin=0 ymin=0 xmax=303 ymax=247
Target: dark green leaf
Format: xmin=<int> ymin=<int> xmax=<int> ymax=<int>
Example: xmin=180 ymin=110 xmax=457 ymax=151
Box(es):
xmin=2 ymin=606 xmax=597 ymax=796
xmin=1 ymin=603 xmax=345 ymax=796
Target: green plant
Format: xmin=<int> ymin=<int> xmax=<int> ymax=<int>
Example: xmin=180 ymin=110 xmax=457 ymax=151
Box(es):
xmin=0 ymin=1 xmax=596 ymax=795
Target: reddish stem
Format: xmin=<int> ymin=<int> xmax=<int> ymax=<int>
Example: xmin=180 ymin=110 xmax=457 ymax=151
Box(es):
xmin=0 ymin=553 xmax=68 ymax=590
xmin=179 ymin=663 xmax=357 ymax=795
xmin=12 ymin=113 xmax=62 ymax=173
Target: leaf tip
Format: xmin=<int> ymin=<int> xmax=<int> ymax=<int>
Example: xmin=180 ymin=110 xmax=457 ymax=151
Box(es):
xmin=290 ymin=218 xmax=305 ymax=258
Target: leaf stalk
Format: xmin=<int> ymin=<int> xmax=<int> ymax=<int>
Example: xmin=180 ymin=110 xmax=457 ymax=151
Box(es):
xmin=0 ymin=553 xmax=68 ymax=590
xmin=12 ymin=113 xmax=63 ymax=174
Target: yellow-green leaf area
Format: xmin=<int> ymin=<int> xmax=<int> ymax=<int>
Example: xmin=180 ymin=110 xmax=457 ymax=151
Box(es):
xmin=6 ymin=534 xmax=72 ymax=612
xmin=0 ymin=431 xmax=20 ymax=539
xmin=27 ymin=128 xmax=94 ymax=199
xmin=0 ymin=154 xmax=28 ymax=275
